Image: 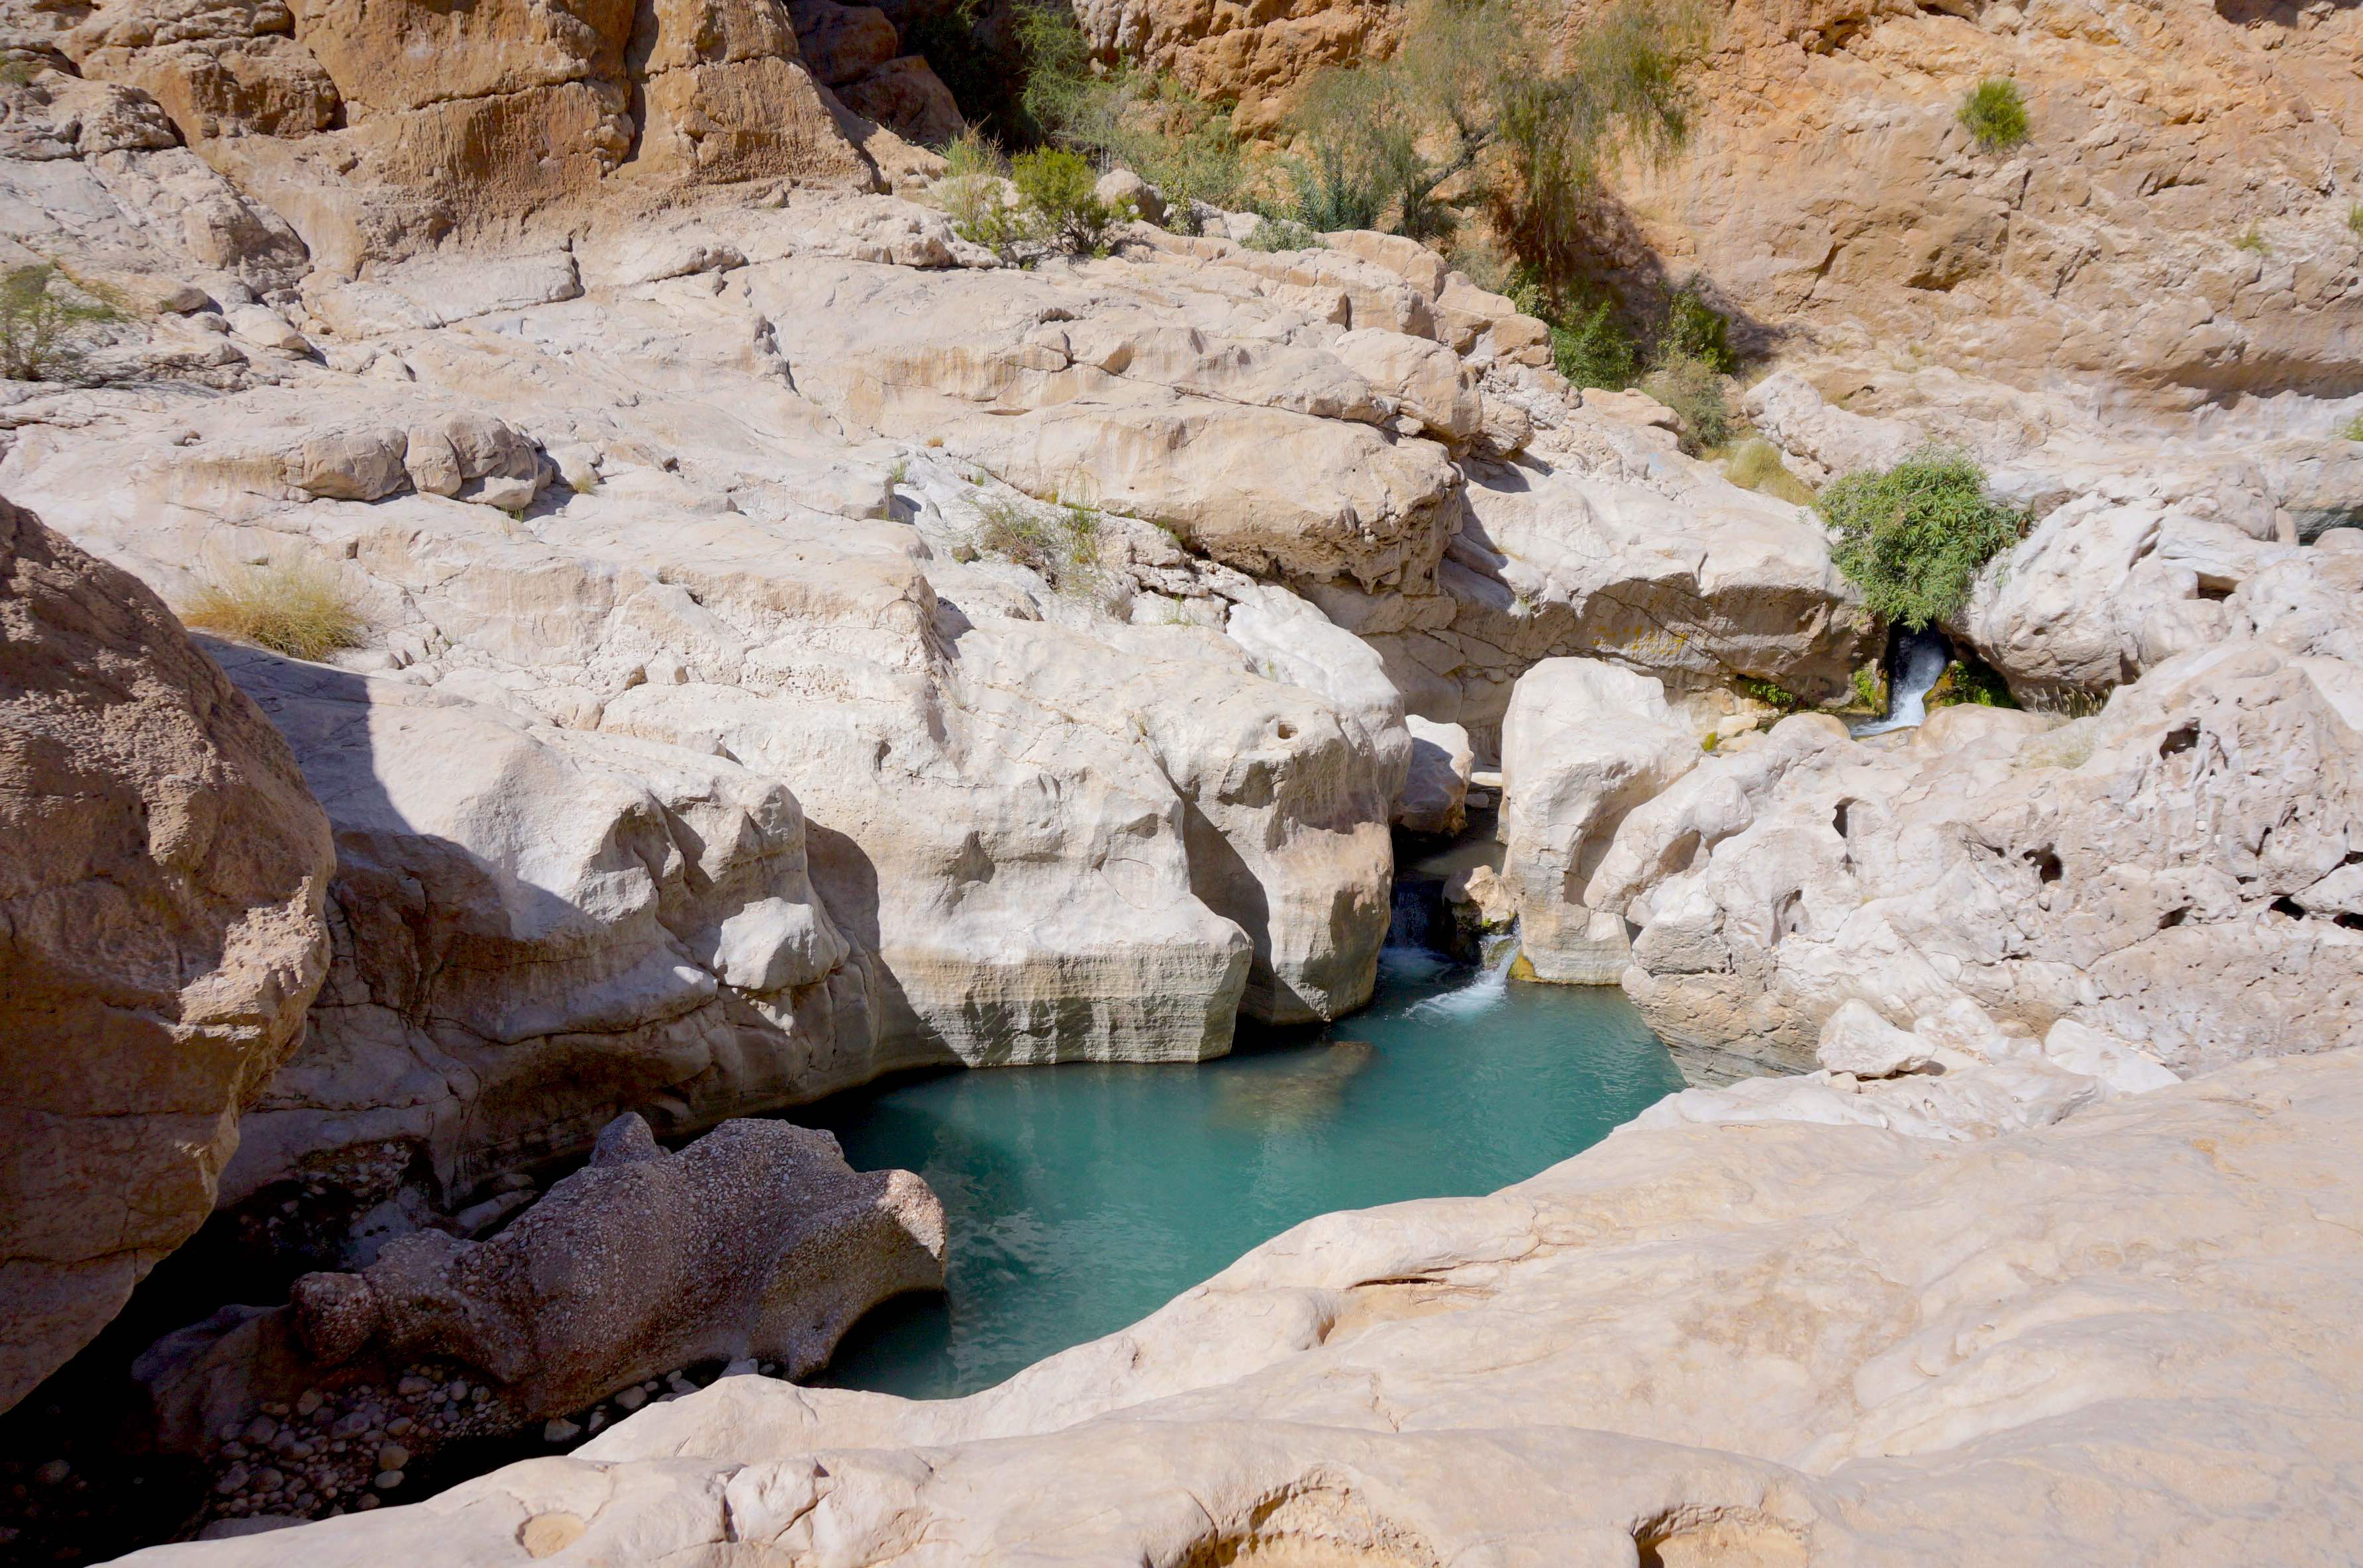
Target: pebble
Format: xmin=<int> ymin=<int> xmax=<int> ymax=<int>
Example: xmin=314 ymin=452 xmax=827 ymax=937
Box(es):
xmin=584 ymin=1412 xmax=607 ymax=1434
xmin=541 ymin=1419 xmax=581 ymax=1444
xmin=387 ymin=1417 xmax=415 ymax=1438
xmin=358 ymin=1494 xmax=380 ymax=1511
xmin=721 ymin=1358 xmax=760 ymax=1379
xmin=376 ymin=1444 xmax=410 ymax=1472
xmin=374 ymin=1471 xmax=404 ymax=1491
xmin=444 ymin=1380 xmax=469 ymax=1402
xmin=215 ymin=1467 xmax=251 ymax=1497
xmin=395 ymin=1377 xmax=432 ymax=1398
xmin=614 ymin=1387 xmax=647 ymax=1412
xmin=253 ymin=1468 xmax=285 ymax=1492
xmin=295 ymin=1390 xmax=323 ymax=1418
xmin=244 ymin=1418 xmax=277 ymax=1446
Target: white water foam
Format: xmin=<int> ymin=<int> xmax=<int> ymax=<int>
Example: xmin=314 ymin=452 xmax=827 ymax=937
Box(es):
xmin=1853 ymin=628 xmax=1952 ymax=737
xmin=1410 ymin=936 xmax=1518 ymax=1020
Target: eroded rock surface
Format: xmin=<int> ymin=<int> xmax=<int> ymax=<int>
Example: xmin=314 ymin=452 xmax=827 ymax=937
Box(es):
xmin=1602 ymin=644 xmax=2363 ymax=1078
xmin=114 ymin=1046 xmax=2363 ymax=1565
xmin=0 ymin=498 xmax=333 ymax=1411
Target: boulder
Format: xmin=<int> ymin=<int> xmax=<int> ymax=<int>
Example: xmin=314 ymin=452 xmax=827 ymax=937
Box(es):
xmin=0 ymin=499 xmax=333 ymax=1412
xmin=1499 ymin=658 xmax=1695 ymax=983
xmin=1397 ymin=714 xmax=1472 ymax=836
xmin=136 ymin=1113 xmax=944 ymax=1498
xmin=292 ymin=1113 xmax=944 ymax=1404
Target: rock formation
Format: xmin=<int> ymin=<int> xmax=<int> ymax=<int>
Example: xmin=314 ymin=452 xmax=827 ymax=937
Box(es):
xmin=134 ymin=1113 xmax=943 ymax=1518
xmin=111 ymin=1046 xmax=2363 ymax=1565
xmin=1599 ymin=645 xmax=2363 ymax=1079
xmin=0 ymin=498 xmax=334 ymax=1411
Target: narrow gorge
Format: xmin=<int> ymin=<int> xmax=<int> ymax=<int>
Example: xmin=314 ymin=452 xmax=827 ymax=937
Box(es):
xmin=0 ymin=0 xmax=2358 ymax=1558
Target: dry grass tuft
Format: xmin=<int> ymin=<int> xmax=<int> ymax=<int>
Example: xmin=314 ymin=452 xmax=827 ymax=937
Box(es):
xmin=183 ymin=558 xmax=366 ymax=661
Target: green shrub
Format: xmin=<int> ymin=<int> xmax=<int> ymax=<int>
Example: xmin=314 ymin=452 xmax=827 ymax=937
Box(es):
xmin=2234 ymin=222 xmax=2269 ymax=256
xmin=1550 ymin=299 xmax=1640 ymax=389
xmin=1011 ymin=146 xmax=1117 ymax=255
xmin=1243 ymin=216 xmax=1319 ymax=252
xmin=0 ymin=264 xmax=116 ymax=382
xmin=1958 ymin=78 xmax=2028 ymax=150
xmin=1721 ymin=436 xmax=1817 ymax=505
xmin=1816 ymin=450 xmax=2026 ymax=630
xmin=1283 ymin=0 xmax=1703 ymax=270
xmin=183 ymin=560 xmax=367 ymax=660
xmin=2348 ymin=201 xmax=2363 ymax=240
xmin=1736 ymin=675 xmax=1799 ymax=710
xmin=1659 ymin=284 xmax=1735 ymax=374
xmin=2339 ymin=413 xmax=2363 ymax=442
xmin=933 ymin=129 xmax=1025 ymax=254
xmin=971 ymin=491 xmax=1105 ymax=594
xmin=1639 ymin=354 xmax=1730 ymax=453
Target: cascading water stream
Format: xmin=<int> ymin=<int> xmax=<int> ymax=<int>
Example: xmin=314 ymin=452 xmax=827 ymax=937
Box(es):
xmin=1853 ymin=626 xmax=1952 ymax=736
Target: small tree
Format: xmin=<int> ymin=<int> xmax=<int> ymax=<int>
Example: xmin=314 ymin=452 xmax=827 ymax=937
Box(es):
xmin=1958 ymin=78 xmax=2029 ymax=151
xmin=0 ymin=265 xmax=115 ymax=382
xmin=1817 ymin=450 xmax=2027 ymax=630
xmin=1011 ymin=146 xmax=1117 ymax=254
xmin=1283 ymin=0 xmax=1705 ymax=275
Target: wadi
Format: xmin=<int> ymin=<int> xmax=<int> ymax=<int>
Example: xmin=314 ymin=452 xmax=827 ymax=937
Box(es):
xmin=0 ymin=0 xmax=2358 ymax=1558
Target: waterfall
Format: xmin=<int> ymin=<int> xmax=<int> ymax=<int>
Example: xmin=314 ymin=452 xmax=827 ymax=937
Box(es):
xmin=1853 ymin=627 xmax=1952 ymax=737
xmin=1409 ymin=934 xmax=1517 ymax=1020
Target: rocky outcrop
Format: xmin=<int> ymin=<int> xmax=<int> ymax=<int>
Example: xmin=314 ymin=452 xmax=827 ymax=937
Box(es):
xmin=0 ymin=498 xmax=333 ymax=1412
xmin=1499 ymin=656 xmax=1695 ymax=983
xmin=135 ymin=1112 xmax=943 ymax=1524
xmin=204 ymin=646 xmax=884 ymax=1261
xmin=1600 ymin=644 xmax=2363 ymax=1079
xmin=26 ymin=0 xmax=950 ymax=274
xmin=113 ymin=1046 xmax=2363 ymax=1565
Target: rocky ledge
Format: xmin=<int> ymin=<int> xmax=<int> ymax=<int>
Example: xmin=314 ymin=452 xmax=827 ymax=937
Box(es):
xmin=112 ymin=1043 xmax=2363 ymax=1565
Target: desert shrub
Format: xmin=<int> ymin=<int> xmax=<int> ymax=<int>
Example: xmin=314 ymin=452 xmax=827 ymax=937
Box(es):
xmin=183 ymin=559 xmax=366 ymax=660
xmin=1722 ymin=436 xmax=1816 ymax=505
xmin=1242 ymin=216 xmax=1319 ymax=252
xmin=2339 ymin=413 xmax=2363 ymax=442
xmin=1817 ymin=449 xmax=2027 ymax=630
xmin=2234 ymin=222 xmax=2270 ymax=255
xmin=1928 ymin=656 xmax=2019 ymax=710
xmin=1958 ymin=78 xmax=2028 ymax=150
xmin=971 ymin=491 xmax=1104 ymax=593
xmin=2349 ymin=202 xmax=2363 ymax=239
xmin=1283 ymin=0 xmax=1703 ymax=273
xmin=1658 ymin=284 xmax=1736 ymax=374
xmin=933 ymin=129 xmax=1026 ymax=253
xmin=1639 ymin=354 xmax=1730 ymax=453
xmin=0 ymin=264 xmax=117 ymax=382
xmin=1550 ymin=299 xmax=1640 ymax=389
xmin=1011 ymin=146 xmax=1116 ymax=254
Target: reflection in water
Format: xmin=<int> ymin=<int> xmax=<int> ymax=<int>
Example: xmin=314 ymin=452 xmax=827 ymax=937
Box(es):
xmin=803 ymin=944 xmax=1684 ymax=1400
xmin=1209 ymin=1038 xmax=1375 ymax=1130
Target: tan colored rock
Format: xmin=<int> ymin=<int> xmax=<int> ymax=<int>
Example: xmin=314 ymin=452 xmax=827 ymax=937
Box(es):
xmin=1396 ymin=713 xmax=1472 ymax=835
xmin=113 ymin=1047 xmax=2363 ymax=1566
xmin=0 ymin=497 xmax=333 ymax=1413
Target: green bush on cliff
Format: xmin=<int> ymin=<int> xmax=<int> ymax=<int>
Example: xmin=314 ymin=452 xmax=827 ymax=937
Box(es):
xmin=1958 ymin=78 xmax=2029 ymax=151
xmin=1817 ymin=450 xmax=2027 ymax=630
